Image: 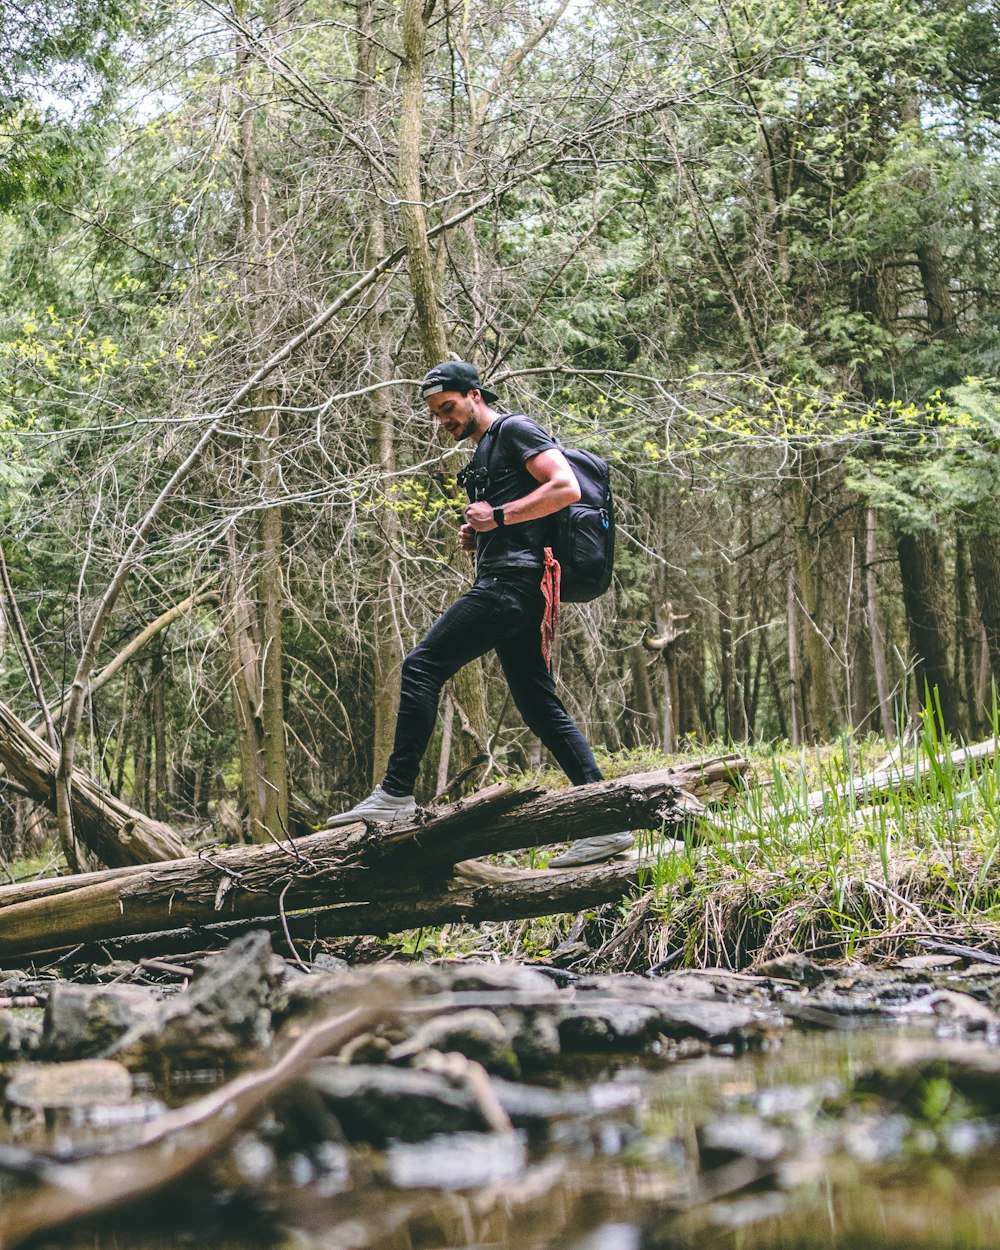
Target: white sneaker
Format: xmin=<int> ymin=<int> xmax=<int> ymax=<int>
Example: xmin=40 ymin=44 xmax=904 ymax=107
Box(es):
xmin=547 ymin=832 xmax=634 ymax=868
xmin=324 ymin=784 xmax=417 ymax=828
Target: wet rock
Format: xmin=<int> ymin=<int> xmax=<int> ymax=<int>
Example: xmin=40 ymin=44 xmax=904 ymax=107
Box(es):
xmin=906 ymin=990 xmax=999 ymax=1031
xmin=654 ymin=972 xmax=732 ymax=1002
xmin=489 ymin=1076 xmax=640 ymax=1132
xmin=387 ymin=1008 xmax=520 ymax=1077
xmin=753 ymin=953 xmax=834 ymax=988
xmin=570 ymin=975 xmax=782 ymax=1043
xmin=651 ymin=998 xmax=779 ymax=1045
xmin=558 ymin=988 xmax=777 ymax=1051
xmin=558 ymin=1001 xmax=664 ymax=1050
xmin=500 ymin=1007 xmax=562 ymax=1069
xmin=698 ymin=1113 xmax=788 ymax=1168
xmin=111 ymin=931 xmax=277 ymax=1070
xmin=444 ymin=963 xmax=555 ymax=996
xmin=896 ymin=954 xmax=964 ymax=971
xmin=840 ymin=1111 xmax=911 ymax=1163
xmin=0 ymin=1010 xmax=40 ymax=1059
xmin=307 ymin=1062 xmax=489 ymax=1144
xmin=41 ymin=984 xmax=161 ymax=1060
xmin=385 ymin=1130 xmax=526 ymax=1189
xmin=5 ymin=1058 xmax=132 ymax=1109
xmin=312 ymin=953 xmax=349 ymax=974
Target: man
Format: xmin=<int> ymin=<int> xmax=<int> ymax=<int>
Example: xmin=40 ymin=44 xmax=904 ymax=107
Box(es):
xmin=325 ymin=360 xmax=632 ymax=868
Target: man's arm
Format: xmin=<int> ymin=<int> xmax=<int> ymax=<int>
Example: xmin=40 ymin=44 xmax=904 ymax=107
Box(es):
xmin=464 ymin=448 xmax=579 ymax=532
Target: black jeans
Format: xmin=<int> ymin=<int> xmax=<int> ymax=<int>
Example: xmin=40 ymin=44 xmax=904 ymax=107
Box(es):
xmin=383 ymin=569 xmax=603 ymax=796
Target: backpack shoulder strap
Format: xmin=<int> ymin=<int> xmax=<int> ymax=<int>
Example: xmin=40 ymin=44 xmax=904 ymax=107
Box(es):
xmin=483 ymin=412 xmax=551 ymax=473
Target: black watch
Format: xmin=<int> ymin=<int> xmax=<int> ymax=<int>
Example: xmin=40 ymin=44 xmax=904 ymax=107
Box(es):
xmin=492 ymin=507 xmax=506 ymax=528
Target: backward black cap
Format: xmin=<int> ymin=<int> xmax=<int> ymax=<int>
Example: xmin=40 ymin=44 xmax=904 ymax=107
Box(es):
xmin=419 ymin=360 xmax=499 ymax=405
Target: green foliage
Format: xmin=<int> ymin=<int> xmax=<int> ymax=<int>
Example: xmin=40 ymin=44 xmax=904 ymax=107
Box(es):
xmin=846 ymin=377 xmax=1000 ymax=531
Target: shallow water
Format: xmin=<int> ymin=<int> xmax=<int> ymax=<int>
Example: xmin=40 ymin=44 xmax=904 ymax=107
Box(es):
xmin=11 ymin=1016 xmax=1000 ymax=1250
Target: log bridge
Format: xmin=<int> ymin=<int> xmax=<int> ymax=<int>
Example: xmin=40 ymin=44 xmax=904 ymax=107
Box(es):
xmin=0 ymin=756 xmax=748 ymax=960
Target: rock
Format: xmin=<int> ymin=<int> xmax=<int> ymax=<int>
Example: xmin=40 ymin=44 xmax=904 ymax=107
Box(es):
xmin=558 ymin=992 xmax=777 ymax=1051
xmin=650 ymin=998 xmax=779 ymax=1045
xmin=896 ymin=954 xmax=964 ymax=971
xmin=41 ymin=984 xmax=161 ymax=1060
xmin=312 ymin=953 xmax=350 ymax=974
xmin=698 ymin=1113 xmax=788 ymax=1167
xmin=752 ymin=953 xmax=832 ymax=988
xmin=0 ymin=1010 xmax=40 ymax=1059
xmin=111 ymin=931 xmax=277 ymax=1070
xmin=500 ymin=1007 xmax=562 ymax=1068
xmin=489 ymin=1077 xmax=640 ymax=1133
xmin=557 ymin=1002 xmax=664 ymax=1050
xmin=307 ymin=1062 xmax=489 ymax=1144
xmin=445 ymin=964 xmax=556 ymax=996
xmin=387 ymin=1008 xmax=520 ymax=1077
xmin=898 ymin=989 xmax=999 ymax=1030
xmin=5 ymin=1059 xmax=132 ymax=1109
xmin=385 ymin=1130 xmax=526 ymax=1190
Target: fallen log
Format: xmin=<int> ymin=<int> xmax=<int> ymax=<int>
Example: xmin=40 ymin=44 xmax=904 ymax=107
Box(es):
xmin=0 ymin=755 xmax=745 ymax=959
xmin=0 ymin=698 xmax=187 ymax=866
xmin=67 ymin=859 xmax=656 ymax=958
xmin=803 ymin=737 xmax=999 ymax=815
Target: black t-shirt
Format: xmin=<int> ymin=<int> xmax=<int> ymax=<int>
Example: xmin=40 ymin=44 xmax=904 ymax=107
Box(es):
xmin=463 ymin=414 xmax=558 ymax=573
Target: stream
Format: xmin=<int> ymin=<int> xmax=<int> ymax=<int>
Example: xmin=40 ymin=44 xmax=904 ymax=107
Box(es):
xmin=4 ymin=941 xmax=1000 ymax=1249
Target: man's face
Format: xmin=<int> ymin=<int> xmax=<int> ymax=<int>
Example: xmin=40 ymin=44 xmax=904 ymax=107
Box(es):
xmin=426 ymin=389 xmax=479 ymax=441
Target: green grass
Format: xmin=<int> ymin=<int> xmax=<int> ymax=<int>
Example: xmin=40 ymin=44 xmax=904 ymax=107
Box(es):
xmin=402 ymin=709 xmax=1000 ymax=972
xmin=638 ymin=709 xmax=1000 ymax=970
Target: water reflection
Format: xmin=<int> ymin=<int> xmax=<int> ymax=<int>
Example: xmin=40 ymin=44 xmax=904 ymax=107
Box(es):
xmin=8 ymin=1024 xmax=1000 ymax=1249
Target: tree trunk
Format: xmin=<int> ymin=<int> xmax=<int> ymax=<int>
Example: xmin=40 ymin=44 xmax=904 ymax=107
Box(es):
xmin=955 ymin=529 xmax=981 ymax=737
xmin=866 ymin=507 xmax=896 ymax=738
xmin=150 ymin=641 xmax=168 ymax=820
xmin=358 ymin=0 xmax=405 ymax=784
xmin=233 ymin=13 xmax=289 ymax=841
xmin=786 ymin=566 xmax=803 ymax=746
xmin=399 ymin=0 xmax=449 ymax=363
xmin=223 ymin=539 xmax=265 ymax=840
xmin=789 ymin=473 xmax=832 ymax=741
xmin=110 ymin=859 xmax=654 ymax=952
xmin=715 ymin=555 xmax=745 ymax=741
xmin=896 ymin=530 xmax=961 ymax=734
xmin=396 ymin=0 xmax=488 ymax=792
xmin=969 ymin=524 xmax=1000 ymax=700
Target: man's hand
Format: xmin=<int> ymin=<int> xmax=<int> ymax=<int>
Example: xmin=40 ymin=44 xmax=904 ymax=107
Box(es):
xmin=459 ymin=522 xmax=477 ymax=554
xmin=464 ymin=501 xmax=498 ymax=531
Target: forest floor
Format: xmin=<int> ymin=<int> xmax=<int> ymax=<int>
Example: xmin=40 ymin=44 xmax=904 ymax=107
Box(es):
xmin=382 ymin=721 xmax=1000 ymax=979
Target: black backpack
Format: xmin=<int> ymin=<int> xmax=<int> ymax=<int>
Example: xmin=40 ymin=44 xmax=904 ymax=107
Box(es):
xmin=486 ymin=414 xmax=615 ymax=603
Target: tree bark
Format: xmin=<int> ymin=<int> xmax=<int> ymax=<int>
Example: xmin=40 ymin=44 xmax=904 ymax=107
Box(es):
xmin=969 ymin=524 xmax=1000 ymax=699
xmin=98 ymin=859 xmax=653 ymax=954
xmin=358 ymin=0 xmax=405 ymax=784
xmin=0 ymin=698 xmax=187 ymax=866
xmin=395 ymin=0 xmax=489 ymax=793
xmin=896 ymin=530 xmax=961 ymax=734
xmin=786 ymin=566 xmax=803 ymax=746
xmin=235 ymin=7 xmax=289 ymax=842
xmin=789 ymin=473 xmax=832 ymax=741
xmin=399 ymin=0 xmax=449 ymax=363
xmin=866 ymin=507 xmax=896 ymax=738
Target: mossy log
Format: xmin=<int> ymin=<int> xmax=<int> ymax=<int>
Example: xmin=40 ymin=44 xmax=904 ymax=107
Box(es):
xmin=0 ymin=755 xmax=747 ymax=958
